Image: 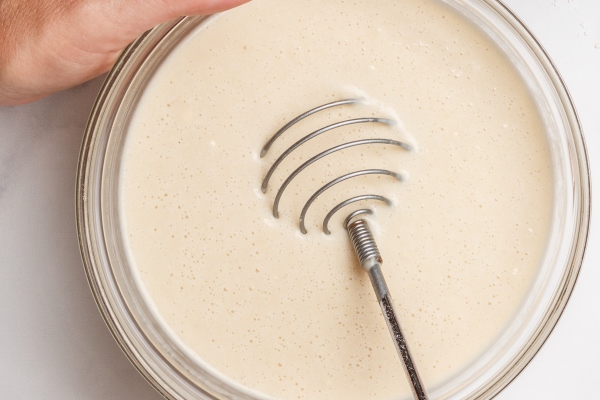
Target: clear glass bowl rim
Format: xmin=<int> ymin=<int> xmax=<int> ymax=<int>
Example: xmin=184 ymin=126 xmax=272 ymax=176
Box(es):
xmin=76 ymin=1 xmax=591 ymax=399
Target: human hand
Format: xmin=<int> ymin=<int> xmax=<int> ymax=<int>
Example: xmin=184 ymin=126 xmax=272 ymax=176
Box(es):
xmin=0 ymin=0 xmax=249 ymax=106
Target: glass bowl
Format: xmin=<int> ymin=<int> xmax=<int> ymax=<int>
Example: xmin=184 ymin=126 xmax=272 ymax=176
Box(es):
xmin=77 ymin=0 xmax=590 ymax=398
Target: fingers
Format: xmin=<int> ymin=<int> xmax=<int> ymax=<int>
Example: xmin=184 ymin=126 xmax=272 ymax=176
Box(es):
xmin=94 ymin=0 xmax=252 ymax=49
xmin=0 ymin=0 xmax=250 ymax=106
xmin=153 ymin=0 xmax=252 ymax=20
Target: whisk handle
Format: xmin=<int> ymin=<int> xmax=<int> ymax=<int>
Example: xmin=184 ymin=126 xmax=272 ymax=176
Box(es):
xmin=347 ymin=218 xmax=427 ymax=400
xmin=367 ymin=264 xmax=428 ymax=400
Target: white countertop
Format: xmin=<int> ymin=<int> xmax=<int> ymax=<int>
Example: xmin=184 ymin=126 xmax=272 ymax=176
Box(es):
xmin=1 ymin=1 xmax=598 ymax=398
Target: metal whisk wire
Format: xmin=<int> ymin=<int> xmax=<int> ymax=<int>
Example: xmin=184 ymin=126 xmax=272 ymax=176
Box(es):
xmin=260 ymin=98 xmax=362 ymax=158
xmin=260 ymin=99 xmax=427 ymax=400
xmin=299 ymin=168 xmax=401 ymax=234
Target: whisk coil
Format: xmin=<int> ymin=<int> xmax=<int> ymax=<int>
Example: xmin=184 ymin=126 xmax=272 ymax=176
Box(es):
xmin=261 ymin=99 xmax=410 ymax=233
xmin=346 ymin=218 xmax=382 ymax=269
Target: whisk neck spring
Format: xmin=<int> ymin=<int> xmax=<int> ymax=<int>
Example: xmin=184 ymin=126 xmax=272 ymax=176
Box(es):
xmin=346 ymin=218 xmax=382 ymax=270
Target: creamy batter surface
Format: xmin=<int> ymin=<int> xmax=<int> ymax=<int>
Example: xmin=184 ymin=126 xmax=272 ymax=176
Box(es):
xmin=120 ymin=0 xmax=553 ymax=398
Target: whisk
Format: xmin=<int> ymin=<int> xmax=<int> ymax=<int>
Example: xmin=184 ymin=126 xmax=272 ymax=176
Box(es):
xmin=260 ymin=99 xmax=428 ymax=400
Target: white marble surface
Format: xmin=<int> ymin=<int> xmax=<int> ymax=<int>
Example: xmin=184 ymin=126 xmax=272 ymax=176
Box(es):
xmin=0 ymin=1 xmax=598 ymax=399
